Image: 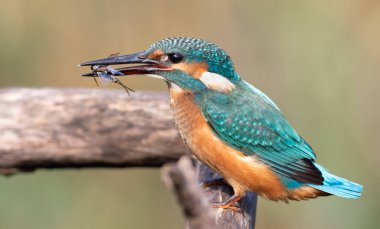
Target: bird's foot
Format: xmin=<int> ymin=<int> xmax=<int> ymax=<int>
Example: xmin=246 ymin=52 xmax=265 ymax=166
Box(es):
xmin=211 ymin=195 xmax=243 ymax=213
xmin=212 ymin=204 xmax=243 ymax=213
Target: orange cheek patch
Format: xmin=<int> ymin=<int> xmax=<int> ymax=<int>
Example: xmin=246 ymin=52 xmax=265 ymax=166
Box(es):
xmin=147 ymin=49 xmax=164 ymax=60
xmin=171 ymin=62 xmax=208 ymax=79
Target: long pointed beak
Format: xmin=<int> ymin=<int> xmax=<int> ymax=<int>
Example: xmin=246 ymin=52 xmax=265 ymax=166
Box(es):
xmin=79 ymin=51 xmax=157 ymax=66
xmin=79 ymin=51 xmax=171 ymax=76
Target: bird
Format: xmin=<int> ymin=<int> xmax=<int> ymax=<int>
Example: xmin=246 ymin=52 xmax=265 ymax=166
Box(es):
xmin=80 ymin=37 xmax=363 ymax=210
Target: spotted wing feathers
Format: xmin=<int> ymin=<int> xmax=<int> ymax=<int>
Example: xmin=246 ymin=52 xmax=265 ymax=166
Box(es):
xmin=198 ymin=82 xmax=324 ymax=186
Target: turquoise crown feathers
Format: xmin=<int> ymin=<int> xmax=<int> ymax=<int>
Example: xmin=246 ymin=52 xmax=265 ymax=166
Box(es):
xmin=146 ymin=37 xmax=239 ymax=80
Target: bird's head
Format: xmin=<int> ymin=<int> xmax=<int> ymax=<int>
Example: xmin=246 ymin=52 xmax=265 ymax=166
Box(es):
xmin=80 ymin=37 xmax=239 ymax=93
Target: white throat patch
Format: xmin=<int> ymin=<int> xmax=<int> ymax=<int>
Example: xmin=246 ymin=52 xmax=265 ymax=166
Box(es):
xmin=199 ymin=71 xmax=236 ymax=92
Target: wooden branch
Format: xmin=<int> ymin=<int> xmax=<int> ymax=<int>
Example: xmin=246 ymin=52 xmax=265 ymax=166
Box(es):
xmin=162 ymin=156 xmax=217 ymax=229
xmin=162 ymin=157 xmax=257 ymax=229
xmin=197 ymin=162 xmax=257 ymax=229
xmin=0 ymin=88 xmax=257 ymax=229
xmin=0 ymin=88 xmax=187 ymax=174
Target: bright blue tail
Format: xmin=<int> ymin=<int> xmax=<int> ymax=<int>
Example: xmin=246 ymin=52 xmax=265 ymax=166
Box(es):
xmin=309 ymin=164 xmax=363 ymax=199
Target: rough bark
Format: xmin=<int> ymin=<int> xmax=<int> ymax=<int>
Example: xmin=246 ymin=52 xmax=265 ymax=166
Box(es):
xmin=162 ymin=156 xmax=217 ymax=229
xmin=163 ymin=157 xmax=257 ymax=229
xmin=0 ymin=88 xmax=257 ymax=228
xmin=197 ymin=162 xmax=257 ymax=229
xmin=0 ymin=88 xmax=187 ymax=174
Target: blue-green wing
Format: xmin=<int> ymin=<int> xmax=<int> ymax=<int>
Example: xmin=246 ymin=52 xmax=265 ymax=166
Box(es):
xmin=197 ymin=82 xmax=323 ymax=185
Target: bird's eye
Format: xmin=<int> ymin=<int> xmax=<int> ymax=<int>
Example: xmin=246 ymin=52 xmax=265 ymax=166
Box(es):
xmin=167 ymin=53 xmax=184 ymax=64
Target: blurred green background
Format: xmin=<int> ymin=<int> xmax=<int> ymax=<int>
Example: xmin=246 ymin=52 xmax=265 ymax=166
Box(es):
xmin=0 ymin=0 xmax=379 ymax=228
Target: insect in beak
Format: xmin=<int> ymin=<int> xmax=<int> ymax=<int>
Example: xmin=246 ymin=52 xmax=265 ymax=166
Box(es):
xmin=79 ymin=51 xmax=170 ymax=94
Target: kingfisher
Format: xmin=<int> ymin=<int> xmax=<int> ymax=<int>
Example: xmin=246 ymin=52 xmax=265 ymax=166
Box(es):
xmin=80 ymin=37 xmax=362 ymax=210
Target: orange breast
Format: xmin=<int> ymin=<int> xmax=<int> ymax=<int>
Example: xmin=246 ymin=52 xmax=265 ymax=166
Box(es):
xmin=169 ymin=85 xmax=288 ymax=200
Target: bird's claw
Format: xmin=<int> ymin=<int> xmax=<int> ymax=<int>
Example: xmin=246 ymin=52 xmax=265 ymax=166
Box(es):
xmin=211 ymin=203 xmax=243 ymax=213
